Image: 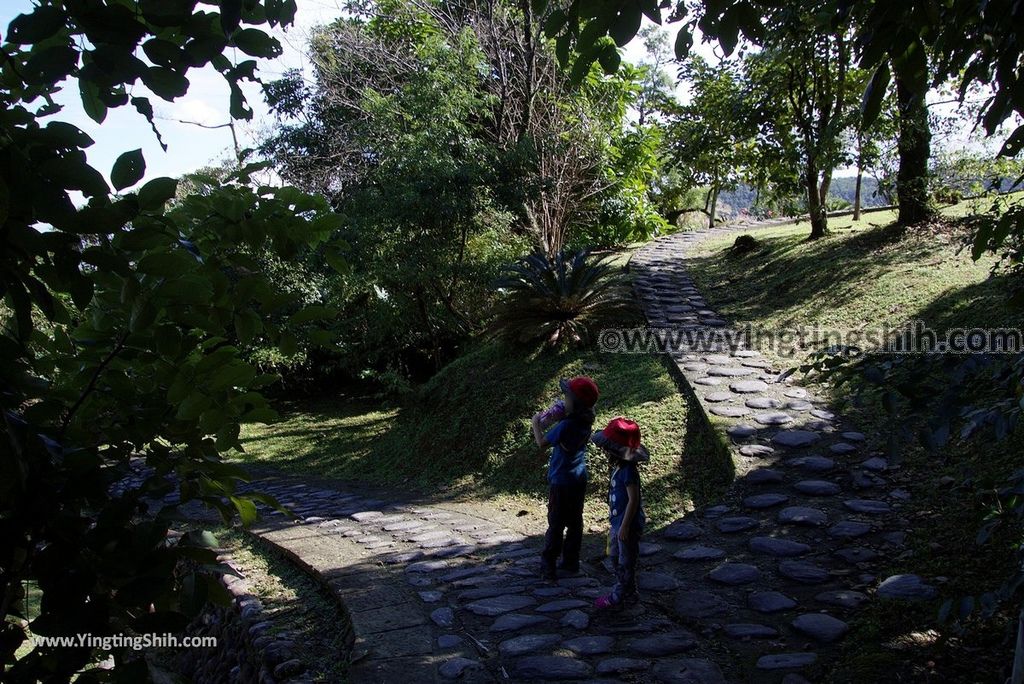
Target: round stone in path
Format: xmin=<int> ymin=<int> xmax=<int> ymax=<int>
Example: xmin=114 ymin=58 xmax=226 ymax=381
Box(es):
xmin=828 ymin=520 xmax=872 ymax=538
xmin=786 ymin=400 xmax=814 ymax=411
xmin=844 ymin=499 xmax=892 ymax=514
xmin=787 ymin=456 xmax=835 ymax=472
xmin=561 ymin=609 xmax=589 ymax=629
xmin=705 ymin=355 xmax=732 ymax=365
xmin=744 ymin=493 xmax=789 ymax=509
xmin=792 ymin=613 xmax=850 ymax=642
xmin=724 ymin=623 xmax=779 ymax=639
xmin=739 ymin=444 xmax=774 ymax=458
xmin=734 ymin=349 xmax=759 ymax=357
xmin=563 ymin=635 xmax=615 ymax=656
xmin=727 ymin=424 xmax=758 ymax=439
xmin=711 ymin=405 xmax=750 ymax=418
xmin=861 ymin=457 xmax=888 ymax=471
xmin=741 ymin=358 xmax=772 ymax=369
xmin=638 ymin=572 xmax=678 ymax=592
xmin=877 ymin=574 xmax=938 ymax=601
xmin=438 ymin=634 xmax=463 ymax=648
xmin=784 ymin=388 xmax=809 ymax=399
xmin=746 ymin=397 xmax=783 ymax=409
xmin=794 ymin=480 xmax=841 ymax=496
xmin=778 ymin=506 xmax=827 ymax=527
xmin=513 ymin=655 xmax=591 ymax=680
xmin=703 ymin=504 xmax=730 ymax=518
xmin=498 ymin=633 xmax=562 ymax=657
xmin=708 ymin=365 xmax=756 ymax=377
xmin=694 ymin=377 xmax=723 ymax=386
xmin=773 ymin=430 xmax=821 ymax=448
xmin=830 ymin=442 xmax=857 ymax=454
xmin=675 ymin=591 xmax=730 ymax=618
xmin=757 ymin=653 xmax=818 ymax=670
xmin=748 ymin=591 xmax=797 ymax=613
xmin=778 ymin=560 xmax=829 ymax=584
xmin=597 ymin=658 xmax=650 ymax=675
xmin=663 ymin=521 xmax=702 ymax=540
xmin=816 ymin=590 xmax=869 ymax=609
xmin=675 ymin=545 xmax=727 ymax=561
xmin=490 ymin=613 xmax=550 ymax=632
xmin=705 ymin=392 xmax=734 ymax=402
xmin=439 ymin=657 xmax=481 ymax=680
xmin=431 ymin=607 xmax=454 ymax=627
xmin=810 ymin=409 xmax=836 ymax=420
xmin=639 ymin=542 xmax=662 ymax=556
xmin=835 ymin=547 xmax=879 ymax=564
xmin=717 ymin=516 xmax=759 ymax=533
xmin=683 ymin=363 xmax=709 ymax=372
xmin=709 ymin=562 xmax=761 ymax=585
xmin=731 ymin=380 xmax=770 ymax=393
xmin=652 ymin=658 xmax=727 ymax=684
xmin=749 ymin=537 xmax=810 ymax=557
xmin=754 ymin=412 xmax=795 ymax=426
xmin=842 ymin=431 xmax=867 ymax=442
xmin=536 ymin=599 xmax=588 ymax=613
xmin=629 ymin=631 xmax=699 ymax=656
xmin=745 ymin=468 xmax=785 ymax=484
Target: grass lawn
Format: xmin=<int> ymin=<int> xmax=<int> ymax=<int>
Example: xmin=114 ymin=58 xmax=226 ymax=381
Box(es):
xmin=686 ymin=201 xmax=1023 ymax=682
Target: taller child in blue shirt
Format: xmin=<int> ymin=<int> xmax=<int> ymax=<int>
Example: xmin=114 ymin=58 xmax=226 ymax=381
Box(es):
xmin=531 ymin=376 xmax=599 ymax=581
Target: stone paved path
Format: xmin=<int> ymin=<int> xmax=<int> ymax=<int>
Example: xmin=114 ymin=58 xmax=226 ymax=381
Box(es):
xmin=172 ymin=220 xmax=939 ymax=683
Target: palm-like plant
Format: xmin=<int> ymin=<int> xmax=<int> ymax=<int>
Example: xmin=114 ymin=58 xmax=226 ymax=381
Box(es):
xmin=490 ymin=249 xmax=634 ymax=347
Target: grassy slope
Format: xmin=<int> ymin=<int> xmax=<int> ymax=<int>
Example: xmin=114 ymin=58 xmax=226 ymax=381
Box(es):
xmin=686 ymin=204 xmax=1022 ymax=682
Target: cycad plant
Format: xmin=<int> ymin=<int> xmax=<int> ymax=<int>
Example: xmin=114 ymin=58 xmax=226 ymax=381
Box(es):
xmin=490 ymin=249 xmax=634 ymax=347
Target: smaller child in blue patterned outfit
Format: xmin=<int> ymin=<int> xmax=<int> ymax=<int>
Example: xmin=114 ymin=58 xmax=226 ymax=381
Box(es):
xmin=590 ymin=417 xmax=649 ymax=609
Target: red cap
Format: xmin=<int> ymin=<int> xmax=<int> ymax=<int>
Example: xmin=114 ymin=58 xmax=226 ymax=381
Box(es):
xmin=598 ymin=417 xmax=642 ymax=449
xmin=560 ymin=376 xmax=599 ymax=408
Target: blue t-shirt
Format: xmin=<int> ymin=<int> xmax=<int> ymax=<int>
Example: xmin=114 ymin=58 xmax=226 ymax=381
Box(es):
xmin=544 ymin=418 xmax=589 ymax=485
xmin=609 ymin=463 xmax=645 ymax=529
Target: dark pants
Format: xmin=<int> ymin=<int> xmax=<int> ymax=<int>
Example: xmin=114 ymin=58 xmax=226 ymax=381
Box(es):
xmin=609 ymin=522 xmax=641 ymax=604
xmin=541 ymin=480 xmax=587 ymax=572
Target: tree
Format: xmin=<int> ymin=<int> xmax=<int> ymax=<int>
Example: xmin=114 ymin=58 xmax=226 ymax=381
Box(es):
xmin=1 ymin=2 xmax=346 ymax=680
xmin=667 ymin=56 xmax=754 ymax=227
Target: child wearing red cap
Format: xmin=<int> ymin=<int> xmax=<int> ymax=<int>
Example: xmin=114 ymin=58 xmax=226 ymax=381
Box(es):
xmin=531 ymin=376 xmax=599 ymax=581
xmin=591 ymin=417 xmax=649 ymax=609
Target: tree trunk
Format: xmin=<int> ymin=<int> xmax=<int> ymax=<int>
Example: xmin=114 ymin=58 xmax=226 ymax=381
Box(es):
xmin=708 ymin=184 xmax=720 ymax=229
xmin=806 ymin=161 xmax=827 ymax=239
xmin=853 ymin=165 xmax=863 ymax=220
xmin=892 ymin=43 xmax=933 ymax=225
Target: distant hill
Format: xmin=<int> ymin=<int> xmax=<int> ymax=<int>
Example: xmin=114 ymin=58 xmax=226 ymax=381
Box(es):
xmin=718 ymin=176 xmax=886 ymax=217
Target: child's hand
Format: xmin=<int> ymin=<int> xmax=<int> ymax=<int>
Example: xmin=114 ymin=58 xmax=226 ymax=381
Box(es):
xmin=617 ymin=526 xmax=629 ymax=542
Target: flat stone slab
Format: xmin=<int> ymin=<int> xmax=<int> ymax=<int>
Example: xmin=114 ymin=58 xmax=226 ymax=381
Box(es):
xmin=717 ymin=516 xmax=759 ymax=533
xmin=842 ymin=431 xmax=867 ymax=442
xmin=748 ymin=591 xmax=797 ymax=613
xmin=491 ymin=613 xmax=551 ymax=632
xmin=757 ymin=653 xmax=818 ymax=670
xmin=662 ymin=521 xmax=702 ymax=540
xmin=810 ymin=409 xmax=835 ymax=420
xmin=708 ymin=365 xmax=756 ymax=377
xmin=430 ymin=607 xmax=454 ymax=627
xmin=739 ymin=444 xmax=775 ymax=457
xmin=513 ymin=655 xmax=591 ymax=680
xmin=560 ymin=609 xmax=589 ymax=629
xmin=828 ymin=520 xmax=872 ymax=538
xmin=786 ymin=400 xmax=813 ymax=411
xmin=816 ymin=590 xmax=869 ymax=609
xmin=536 ymin=599 xmax=587 ymax=613
xmin=749 ymin=536 xmax=810 ymax=557
xmin=709 ymin=562 xmax=761 ymax=585
xmin=438 ymin=634 xmax=463 ymax=648
xmin=860 ymin=456 xmax=888 ymax=471
xmin=778 ymin=506 xmax=827 ymax=527
xmin=675 ymin=545 xmax=727 ymax=561
xmin=746 ymin=397 xmax=783 ymax=409
xmin=727 ymin=424 xmax=758 ymax=438
xmin=439 ymin=657 xmax=481 ymax=680
xmin=705 ymin=392 xmax=734 ymax=402
xmin=724 ymin=623 xmax=779 ymax=639
xmin=694 ymin=377 xmax=723 ymax=386
xmin=674 ymin=591 xmax=730 ymax=618
xmin=466 ymin=595 xmax=536 ymax=616
xmin=772 ymin=430 xmax=821 ymax=448
xmin=597 ymin=657 xmax=650 ymax=675
xmin=730 ymin=380 xmax=770 ymax=393
xmin=710 ymin=405 xmax=751 ymax=418
xmin=829 ymin=442 xmax=857 ymax=454
xmin=498 ymin=633 xmax=562 ymax=656
xmin=754 ymin=412 xmax=795 ymax=425
xmin=746 ymin=468 xmax=784 ymax=484
xmin=787 ymin=456 xmax=835 ymax=472
xmin=458 ymin=584 xmax=527 ymax=601
xmin=744 ymin=493 xmax=790 ymax=509
xmin=794 ymin=480 xmax=841 ymax=496
xmin=638 ymin=572 xmax=678 ymax=592
xmin=844 ymin=499 xmax=891 ymax=514
xmin=629 ymin=631 xmax=698 ymax=656
xmin=652 ymin=658 xmax=727 ymax=684
xmin=784 ymin=388 xmax=809 ymax=398
xmin=778 ymin=560 xmax=829 ymax=584
xmin=877 ymin=574 xmax=938 ymax=601
xmin=834 ymin=547 xmax=879 ymax=564
xmin=564 ymin=635 xmax=615 ymax=655
xmin=792 ymin=613 xmax=849 ymax=642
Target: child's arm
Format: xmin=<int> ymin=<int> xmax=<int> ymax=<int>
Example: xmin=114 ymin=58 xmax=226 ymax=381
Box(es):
xmin=531 ymin=412 xmax=550 ymax=448
xmin=618 ymin=481 xmax=640 ymax=541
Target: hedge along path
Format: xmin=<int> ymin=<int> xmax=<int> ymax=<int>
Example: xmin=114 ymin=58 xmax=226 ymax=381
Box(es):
xmin=219 ymin=220 xmax=940 ymax=683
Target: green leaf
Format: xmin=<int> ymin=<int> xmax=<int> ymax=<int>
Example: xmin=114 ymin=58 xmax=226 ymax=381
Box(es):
xmin=142 ymin=39 xmax=185 ymax=68
xmin=998 ymin=124 xmax=1024 ymax=158
xmin=229 ymin=495 xmax=257 ymax=526
xmin=79 ymin=80 xmax=107 ymax=124
xmin=111 ymin=149 xmax=146 ymax=191
xmin=674 ymin=29 xmax=694 ymax=60
xmin=6 ymin=7 xmax=65 ymax=44
xmin=24 ymin=45 xmax=78 ymax=85
xmin=138 ymin=177 xmax=178 ymax=210
xmin=598 ymin=44 xmax=621 ymax=74
xmin=131 ymin=96 xmax=167 ymax=151
xmin=232 ymin=28 xmax=282 ymax=57
xmin=860 ymin=61 xmax=891 ymax=128
xmin=543 ymin=9 xmax=567 ymax=37
xmin=610 ymin=6 xmax=642 ymax=48
xmin=220 ymin=0 xmax=243 ymax=35
xmin=141 ymin=67 xmax=190 ymax=101
xmin=278 ymin=331 xmax=297 ymax=356
xmin=137 ymin=250 xmax=196 ymax=277
xmin=289 ymin=305 xmax=335 ymax=325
